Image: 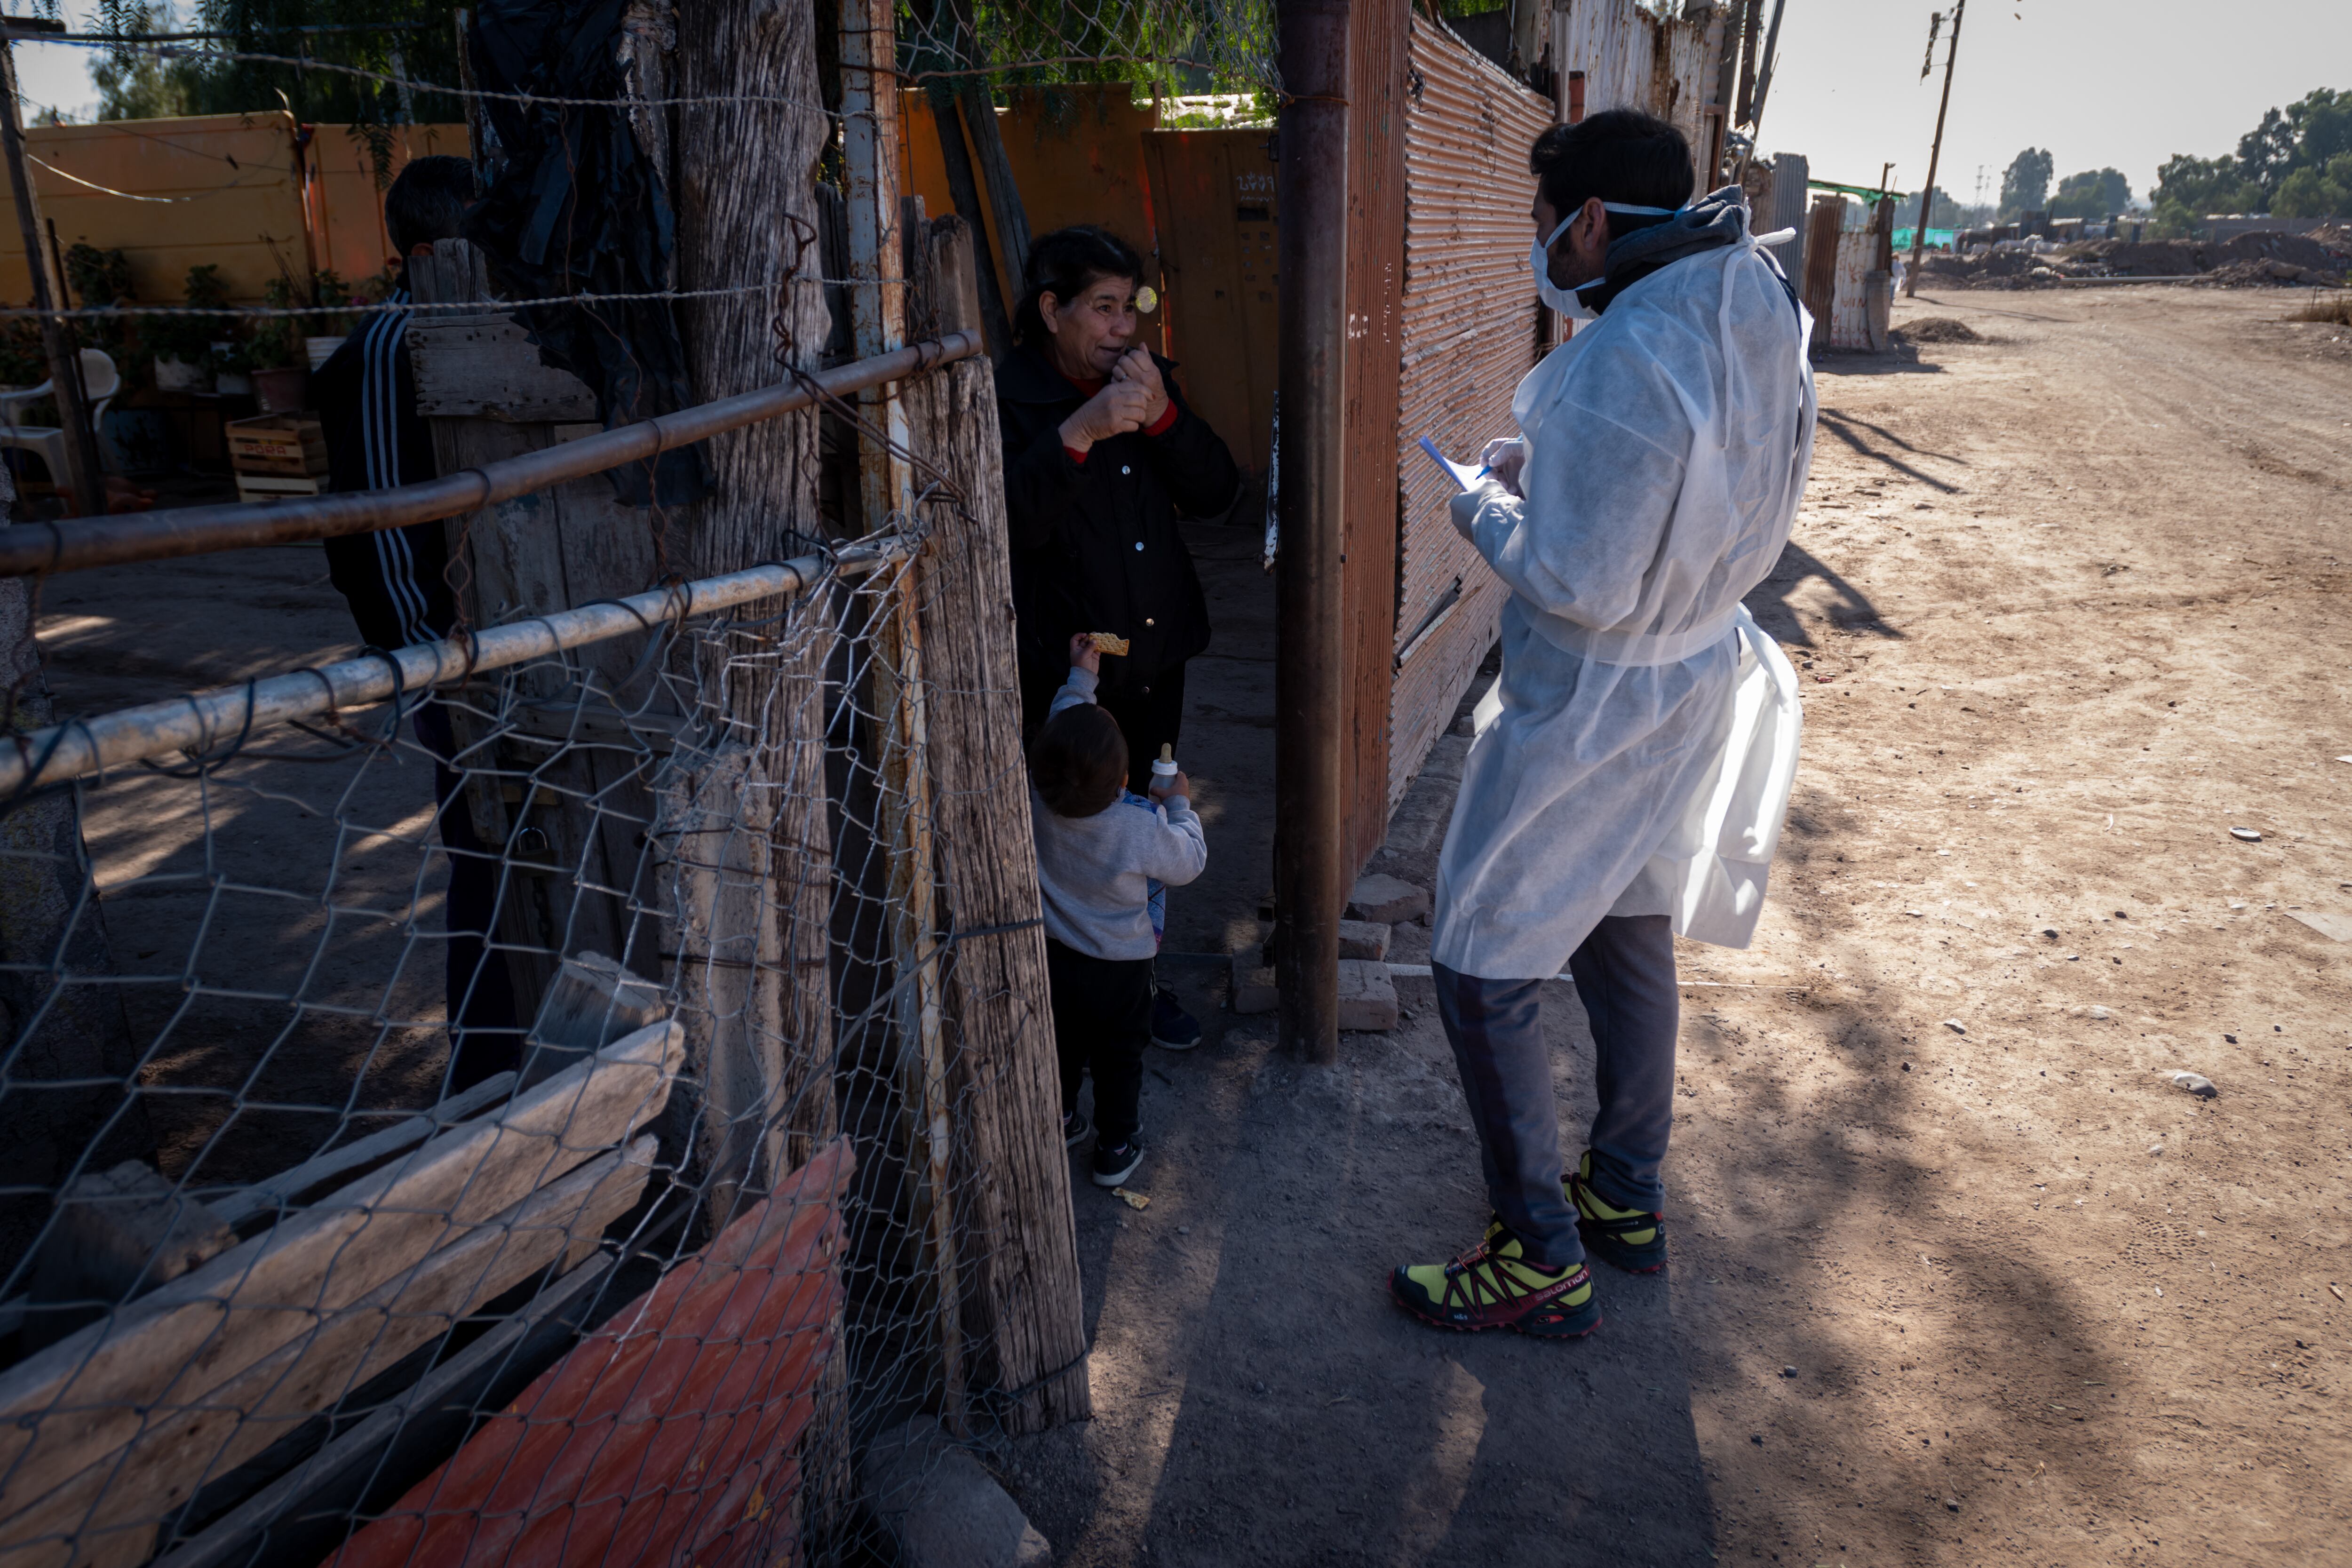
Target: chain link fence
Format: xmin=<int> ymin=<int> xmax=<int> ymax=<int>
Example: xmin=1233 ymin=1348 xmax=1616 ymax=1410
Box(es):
xmin=0 ymin=348 xmax=1079 ymax=1562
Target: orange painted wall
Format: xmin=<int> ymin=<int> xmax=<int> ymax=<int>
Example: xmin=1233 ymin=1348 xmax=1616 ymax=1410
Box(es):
xmin=0 ymin=114 xmax=469 ymax=306
xmin=898 ymin=87 xmax=1163 ymax=326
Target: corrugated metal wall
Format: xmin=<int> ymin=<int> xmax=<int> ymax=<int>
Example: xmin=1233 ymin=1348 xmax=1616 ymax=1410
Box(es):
xmin=1387 ymin=16 xmax=1556 ymax=816
xmin=1548 ymin=0 xmax=1722 ymax=186
xmin=1341 ymin=0 xmax=1412 ymax=873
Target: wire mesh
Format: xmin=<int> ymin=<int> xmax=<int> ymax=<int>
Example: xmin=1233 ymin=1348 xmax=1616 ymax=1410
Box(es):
xmin=0 ymin=500 xmax=1052 ymax=1564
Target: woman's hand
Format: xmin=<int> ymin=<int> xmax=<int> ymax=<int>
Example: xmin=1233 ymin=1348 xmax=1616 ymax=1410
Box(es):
xmin=1067 ymin=631 xmax=1101 ymax=675
xmin=1110 ymin=348 xmax=1170 ymax=429
xmin=1058 ymin=380 xmax=1153 ymax=455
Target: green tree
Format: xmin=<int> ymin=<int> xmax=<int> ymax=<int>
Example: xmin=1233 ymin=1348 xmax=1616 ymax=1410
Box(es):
xmin=2273 ymin=152 xmax=2352 ymax=217
xmin=92 ymin=4 xmax=198 ymax=119
xmin=1998 ymin=147 xmax=2053 ymax=218
xmin=93 ymin=0 xmax=462 ymax=133
xmin=2148 ymin=152 xmax=2257 ymax=237
xmin=2048 ymin=167 xmax=2131 ymax=221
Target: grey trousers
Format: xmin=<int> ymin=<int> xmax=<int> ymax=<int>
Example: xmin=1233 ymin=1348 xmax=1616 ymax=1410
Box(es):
xmin=1432 ymin=914 xmax=1680 ymax=1271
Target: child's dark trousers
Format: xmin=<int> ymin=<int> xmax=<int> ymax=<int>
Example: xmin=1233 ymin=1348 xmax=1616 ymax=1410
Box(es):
xmin=1046 ymin=937 xmax=1154 ymax=1146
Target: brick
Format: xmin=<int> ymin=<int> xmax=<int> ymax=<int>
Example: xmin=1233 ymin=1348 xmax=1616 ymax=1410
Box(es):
xmin=1248 ymin=920 xmax=1390 ymax=962
xmin=1337 ymin=959 xmax=1399 ymax=1032
xmin=1347 ymin=873 xmax=1430 ymax=925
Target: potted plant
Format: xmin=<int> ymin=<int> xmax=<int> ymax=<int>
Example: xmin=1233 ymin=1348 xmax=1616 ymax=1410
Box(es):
xmin=151 ymin=264 xmax=226 ymax=393
xmin=248 ymin=277 xmax=309 ymax=413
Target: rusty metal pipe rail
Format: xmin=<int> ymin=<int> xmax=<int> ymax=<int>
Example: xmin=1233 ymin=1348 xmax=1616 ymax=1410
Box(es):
xmin=0 ymin=539 xmax=912 ymax=796
xmin=0 ymin=332 xmax=981 ymax=578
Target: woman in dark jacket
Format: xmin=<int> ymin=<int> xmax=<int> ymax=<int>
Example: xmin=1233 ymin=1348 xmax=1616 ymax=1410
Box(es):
xmin=1000 ymin=225 xmax=1241 ymax=1051
xmin=1000 ymin=226 xmax=1242 ymax=772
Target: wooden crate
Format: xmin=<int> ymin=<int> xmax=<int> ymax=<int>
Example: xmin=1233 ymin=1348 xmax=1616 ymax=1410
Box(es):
xmin=234 ymin=471 xmax=323 ymax=505
xmin=226 ymin=413 xmax=326 ymax=477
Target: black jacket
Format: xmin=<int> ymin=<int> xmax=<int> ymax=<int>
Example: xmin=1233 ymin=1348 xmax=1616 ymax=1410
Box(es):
xmin=315 ymin=287 xmax=457 ymax=650
xmin=997 ymin=345 xmax=1242 ymax=695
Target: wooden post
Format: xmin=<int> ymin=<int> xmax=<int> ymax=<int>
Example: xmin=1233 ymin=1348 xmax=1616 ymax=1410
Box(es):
xmin=902 ymin=213 xmax=1090 ymax=1433
xmin=1904 ymin=0 xmax=1965 ymax=298
xmin=0 ymin=36 xmax=104 ymax=521
xmin=842 ymin=0 xmax=967 ymax=1430
xmin=406 ymin=242 xmax=667 ymax=1035
xmin=670 ymin=0 xmax=847 ymax=1536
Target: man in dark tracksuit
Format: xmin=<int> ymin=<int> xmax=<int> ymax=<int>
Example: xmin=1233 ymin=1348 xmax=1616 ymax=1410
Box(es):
xmin=315 ymin=155 xmax=518 ymax=1088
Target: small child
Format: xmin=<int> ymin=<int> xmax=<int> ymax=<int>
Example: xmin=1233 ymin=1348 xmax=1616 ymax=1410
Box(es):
xmin=1029 ymin=633 xmax=1208 ymax=1188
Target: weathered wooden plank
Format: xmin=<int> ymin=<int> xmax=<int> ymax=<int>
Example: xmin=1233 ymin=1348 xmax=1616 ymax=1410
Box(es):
xmin=3 ymin=1138 xmax=654 ymax=1568
xmin=902 ymin=215 xmax=1091 ymax=1433
xmin=407 ymin=317 xmax=599 ymax=422
xmin=208 ymin=1071 xmax=517 ymax=1233
xmin=333 ymin=1139 xmax=851 ymax=1568
xmin=0 ymin=1022 xmax=682 ymax=1528
xmin=410 ymin=237 xmax=673 ymax=1015
xmin=146 ymin=1244 xmax=622 ymax=1568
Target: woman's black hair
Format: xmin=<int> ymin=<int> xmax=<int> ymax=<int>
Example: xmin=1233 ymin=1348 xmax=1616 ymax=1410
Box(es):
xmin=1029 ymin=701 xmax=1129 ymax=818
xmin=1014 ymin=225 xmax=1147 ymax=347
xmin=1528 ymin=110 xmax=1694 ymax=243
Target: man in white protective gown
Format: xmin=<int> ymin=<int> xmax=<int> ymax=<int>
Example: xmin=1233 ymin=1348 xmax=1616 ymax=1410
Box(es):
xmin=1390 ymin=110 xmax=1817 ymax=1338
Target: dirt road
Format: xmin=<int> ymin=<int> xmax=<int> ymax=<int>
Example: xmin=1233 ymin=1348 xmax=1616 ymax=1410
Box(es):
xmin=1010 ymin=285 xmax=2352 ymax=1565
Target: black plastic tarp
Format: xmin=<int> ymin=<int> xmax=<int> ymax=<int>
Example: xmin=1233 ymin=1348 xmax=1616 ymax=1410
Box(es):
xmin=466 ymin=0 xmax=709 ymax=506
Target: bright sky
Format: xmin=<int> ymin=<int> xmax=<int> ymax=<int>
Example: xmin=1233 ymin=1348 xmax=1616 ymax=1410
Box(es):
xmin=14 ymin=0 xmax=120 ymax=125
xmin=1754 ymin=0 xmax=2352 ymax=208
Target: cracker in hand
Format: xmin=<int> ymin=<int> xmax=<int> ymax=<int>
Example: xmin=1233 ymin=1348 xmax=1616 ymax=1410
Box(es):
xmin=1088 ymin=631 xmax=1131 ymax=657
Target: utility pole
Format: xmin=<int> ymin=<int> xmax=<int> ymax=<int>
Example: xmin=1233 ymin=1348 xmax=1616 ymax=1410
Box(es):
xmin=1905 ymin=0 xmax=1964 ymax=298
xmin=1734 ymin=0 xmax=1789 ymax=183
xmin=1273 ymin=0 xmax=1348 ymax=1066
xmin=0 ymin=19 xmax=104 ymax=519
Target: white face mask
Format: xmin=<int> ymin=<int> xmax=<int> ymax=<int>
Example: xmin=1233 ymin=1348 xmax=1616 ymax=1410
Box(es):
xmin=1531 ymin=201 xmax=1684 ymax=319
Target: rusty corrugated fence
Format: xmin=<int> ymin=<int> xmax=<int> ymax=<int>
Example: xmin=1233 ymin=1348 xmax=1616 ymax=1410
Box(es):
xmin=1340 ymin=0 xmax=1412 ymax=871
xmin=1387 ymin=16 xmax=1556 ymax=817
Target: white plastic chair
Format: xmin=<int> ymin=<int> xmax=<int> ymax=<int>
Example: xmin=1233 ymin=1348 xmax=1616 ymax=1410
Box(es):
xmin=0 ymin=348 xmax=119 ymax=491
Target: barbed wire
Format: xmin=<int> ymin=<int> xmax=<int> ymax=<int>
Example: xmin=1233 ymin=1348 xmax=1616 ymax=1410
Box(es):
xmin=0 ymin=279 xmax=921 ymax=321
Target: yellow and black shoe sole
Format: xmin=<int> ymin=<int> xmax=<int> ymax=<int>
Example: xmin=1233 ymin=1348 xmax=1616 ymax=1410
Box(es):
xmin=1386 ymin=1266 xmax=1604 ymax=1338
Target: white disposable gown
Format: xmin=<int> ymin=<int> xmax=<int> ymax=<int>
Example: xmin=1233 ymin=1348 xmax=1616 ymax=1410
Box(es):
xmin=1432 ymin=226 xmax=1818 ymax=980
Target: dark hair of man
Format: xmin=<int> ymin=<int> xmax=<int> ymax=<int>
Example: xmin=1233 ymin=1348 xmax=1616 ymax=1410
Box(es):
xmin=1528 ymin=110 xmax=1695 ymax=245
xmin=1014 ymin=225 xmax=1147 ymax=349
xmin=385 ymin=155 xmax=477 ymax=261
xmin=1030 ymin=702 xmax=1129 ymax=818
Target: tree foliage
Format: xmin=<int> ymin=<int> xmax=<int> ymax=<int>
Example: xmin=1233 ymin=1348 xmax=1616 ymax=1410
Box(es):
xmin=2048 ymin=167 xmax=2130 ymax=221
xmin=92 ymin=0 xmax=463 ymax=130
xmin=1997 ymin=147 xmax=2052 ymax=218
xmin=2149 ymin=86 xmax=2349 ymax=234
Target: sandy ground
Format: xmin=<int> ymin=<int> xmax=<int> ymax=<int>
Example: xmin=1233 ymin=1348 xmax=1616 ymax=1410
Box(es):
xmin=1007 ymin=286 xmax=2352 ymax=1567
xmin=22 ymin=287 xmax=2349 ymax=1565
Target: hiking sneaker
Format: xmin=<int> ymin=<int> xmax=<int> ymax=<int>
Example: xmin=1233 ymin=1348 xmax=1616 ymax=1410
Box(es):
xmin=1389 ymin=1224 xmax=1601 ymax=1337
xmin=1151 ymin=987 xmax=1202 ymax=1050
xmin=1567 ymin=1152 xmax=1668 ymax=1274
xmin=1063 ymin=1109 xmax=1091 ymax=1149
xmin=1091 ymin=1132 xmax=1146 ymax=1188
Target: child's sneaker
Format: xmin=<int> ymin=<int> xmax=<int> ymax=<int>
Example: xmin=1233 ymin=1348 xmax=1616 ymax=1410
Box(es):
xmin=1091 ymin=1131 xmax=1146 ymax=1188
xmin=1390 ymin=1221 xmax=1601 ymax=1337
xmin=1063 ymin=1109 xmax=1091 ymax=1149
xmin=1150 ymin=987 xmax=1202 ymax=1050
xmin=1566 ymin=1151 xmax=1668 ymax=1274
